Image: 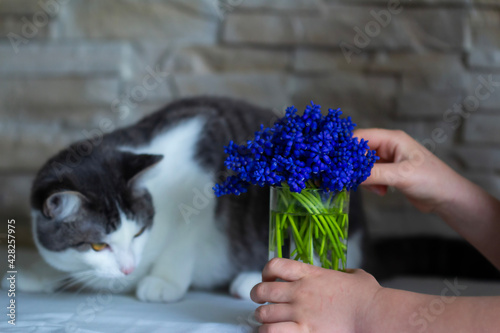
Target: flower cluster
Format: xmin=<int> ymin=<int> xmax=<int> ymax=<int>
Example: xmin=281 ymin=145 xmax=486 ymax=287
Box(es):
xmin=214 ymin=102 xmax=379 ymax=196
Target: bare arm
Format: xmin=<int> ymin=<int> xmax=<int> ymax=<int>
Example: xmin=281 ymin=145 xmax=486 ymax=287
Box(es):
xmin=365 ymin=286 xmax=500 ymax=333
xmin=434 ymin=177 xmax=500 ymax=269
xmin=251 ymin=129 xmax=500 ymax=333
xmin=252 ymin=258 xmax=500 ymax=333
xmin=355 ymin=128 xmax=500 ymax=269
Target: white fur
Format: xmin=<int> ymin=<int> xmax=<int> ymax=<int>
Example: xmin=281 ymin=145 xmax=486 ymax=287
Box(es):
xmin=230 ymin=272 xmax=262 ymax=300
xmin=13 ymin=117 xmax=260 ymax=302
xmin=19 ymin=117 xmax=235 ymax=302
xmin=126 ymin=117 xmax=234 ymax=301
xmin=29 ymin=208 xmax=150 ymax=293
xmin=80 ymin=210 xmax=149 ymax=279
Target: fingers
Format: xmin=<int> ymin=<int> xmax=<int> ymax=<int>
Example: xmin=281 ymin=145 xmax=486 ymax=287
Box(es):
xmin=251 ymin=281 xmax=294 ymax=304
xmin=261 ymin=258 xmax=317 ymax=283
xmin=363 ymin=184 xmax=388 ymax=196
xmin=361 ymin=163 xmax=401 ymax=187
xmin=259 ymin=322 xmax=302 ymax=333
xmin=255 ymin=303 xmax=296 ymax=323
xmin=353 ymin=128 xmax=409 ymax=162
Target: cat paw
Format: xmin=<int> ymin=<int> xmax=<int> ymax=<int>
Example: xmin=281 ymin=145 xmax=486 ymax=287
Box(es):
xmin=230 ymin=271 xmax=262 ymax=300
xmin=136 ymin=276 xmax=186 ymax=303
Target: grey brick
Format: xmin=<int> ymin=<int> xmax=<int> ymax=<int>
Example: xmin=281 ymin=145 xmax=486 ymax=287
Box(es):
xmin=224 ymin=14 xmax=295 ymax=45
xmin=464 ymin=114 xmax=500 ymax=144
xmin=294 ymin=49 xmax=369 ymax=72
xmin=361 ymin=189 xmax=460 ymax=238
xmin=0 ymin=174 xmax=35 ymax=246
xmin=334 ymin=0 xmax=471 ymax=4
xmin=400 ymin=61 xmax=469 ymax=93
xmin=0 ymin=104 xmax=150 ymax=130
xmin=470 ymin=27 xmax=500 ymax=52
xmin=473 ymin=0 xmax=500 ymax=6
xmin=288 ymin=73 xmax=397 ymax=128
xmin=0 ymin=104 xmax=163 ymax=173
xmin=464 ymin=74 xmax=500 ymax=110
xmin=0 ymin=120 xmax=78 ymax=172
xmin=0 ymin=14 xmax=50 ymax=39
xmin=0 ymin=77 xmax=120 ymax=107
xmin=463 ymin=172 xmax=500 ymax=199
xmin=469 ymin=9 xmax=500 ymax=27
xmin=455 ymin=146 xmax=500 ymax=171
xmin=363 ymin=197 xmax=459 ymax=238
xmin=371 ymin=53 xmax=471 ymax=93
xmin=224 ymin=8 xmax=466 ymax=51
xmin=236 ymin=0 xmax=321 ymax=10
xmin=468 ymin=50 xmax=500 ymax=70
xmin=0 ymin=0 xmax=46 ymax=14
xmin=370 ymin=53 xmax=464 ymax=73
xmin=175 ymin=73 xmax=290 ymax=111
xmin=367 ymin=208 xmax=460 ymax=238
xmin=389 ymin=120 xmax=458 ymax=148
xmin=403 ymin=72 xmax=471 ymax=94
xmin=57 ymin=0 xmax=217 ymax=43
xmin=166 ymin=46 xmax=291 ymax=74
xmin=0 ymin=42 xmax=133 ymax=75
xmin=397 ymin=91 xmax=464 ymax=118
xmin=0 ymin=174 xmax=32 ymax=216
xmin=119 ymin=79 xmax=173 ymax=108
xmin=469 ymin=10 xmax=500 ymax=52
xmin=371 ymin=53 xmax=469 ymax=92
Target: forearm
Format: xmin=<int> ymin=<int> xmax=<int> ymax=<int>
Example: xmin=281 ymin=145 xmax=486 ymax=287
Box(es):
xmin=435 ymin=173 xmax=500 ymax=269
xmin=363 ymin=287 xmax=500 ymax=333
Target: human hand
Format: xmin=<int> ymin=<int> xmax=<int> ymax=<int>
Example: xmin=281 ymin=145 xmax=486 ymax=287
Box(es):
xmin=251 ymin=258 xmax=382 ymax=333
xmin=354 ymin=128 xmax=465 ymax=213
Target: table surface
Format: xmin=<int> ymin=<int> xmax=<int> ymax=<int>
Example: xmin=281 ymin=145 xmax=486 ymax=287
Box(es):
xmin=2 ymin=249 xmax=500 ymax=332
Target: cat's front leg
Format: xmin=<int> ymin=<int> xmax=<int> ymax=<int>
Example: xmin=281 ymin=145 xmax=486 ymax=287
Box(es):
xmin=2 ymin=259 xmax=65 ymax=293
xmin=136 ymin=245 xmax=194 ymax=303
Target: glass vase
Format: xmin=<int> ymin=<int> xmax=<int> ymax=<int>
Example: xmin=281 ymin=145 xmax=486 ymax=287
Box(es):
xmin=269 ymin=186 xmax=349 ymax=270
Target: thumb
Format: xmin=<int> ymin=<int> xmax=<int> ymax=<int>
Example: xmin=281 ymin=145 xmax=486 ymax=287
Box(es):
xmin=362 ymin=163 xmax=401 ymax=187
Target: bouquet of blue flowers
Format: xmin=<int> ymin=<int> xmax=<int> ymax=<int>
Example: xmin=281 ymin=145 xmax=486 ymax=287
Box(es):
xmin=214 ymin=102 xmax=378 ymax=269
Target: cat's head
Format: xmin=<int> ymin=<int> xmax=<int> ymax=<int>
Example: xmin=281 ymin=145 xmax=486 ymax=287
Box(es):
xmin=31 ymin=145 xmax=163 ymax=279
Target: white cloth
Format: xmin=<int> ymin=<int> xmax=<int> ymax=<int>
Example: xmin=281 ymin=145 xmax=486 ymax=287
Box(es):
xmin=2 ymin=248 xmax=500 ymax=332
xmin=3 ymin=277 xmax=500 ymax=333
xmin=0 ymin=291 xmax=260 ymax=333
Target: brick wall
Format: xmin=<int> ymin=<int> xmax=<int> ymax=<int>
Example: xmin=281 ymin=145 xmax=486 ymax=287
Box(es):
xmin=1 ymin=0 xmax=499 ymax=246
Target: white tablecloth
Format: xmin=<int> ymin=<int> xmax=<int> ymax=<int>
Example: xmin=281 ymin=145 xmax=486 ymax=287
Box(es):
xmin=3 ymin=277 xmax=500 ymax=333
xmin=0 ymin=290 xmax=260 ymax=333
xmin=2 ymin=248 xmax=500 ymax=332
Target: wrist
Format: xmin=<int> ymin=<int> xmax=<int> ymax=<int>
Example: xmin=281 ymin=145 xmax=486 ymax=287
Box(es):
xmin=429 ymin=168 xmax=472 ymax=217
xmin=433 ymin=172 xmax=486 ymax=219
xmin=357 ymin=285 xmax=386 ymax=333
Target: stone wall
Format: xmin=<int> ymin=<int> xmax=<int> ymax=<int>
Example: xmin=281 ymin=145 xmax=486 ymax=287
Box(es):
xmin=1 ymin=0 xmax=499 ymax=246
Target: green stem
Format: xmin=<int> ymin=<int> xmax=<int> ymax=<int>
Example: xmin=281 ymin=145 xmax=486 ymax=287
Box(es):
xmin=276 ymin=213 xmax=282 ymax=258
xmin=271 ymin=187 xmax=348 ymax=271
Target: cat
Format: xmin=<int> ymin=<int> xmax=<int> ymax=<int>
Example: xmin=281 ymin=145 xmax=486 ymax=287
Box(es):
xmin=7 ymin=96 xmax=367 ymax=302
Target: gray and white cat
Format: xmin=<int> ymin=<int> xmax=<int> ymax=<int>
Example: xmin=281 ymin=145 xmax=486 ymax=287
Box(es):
xmin=8 ymin=97 xmax=365 ymax=302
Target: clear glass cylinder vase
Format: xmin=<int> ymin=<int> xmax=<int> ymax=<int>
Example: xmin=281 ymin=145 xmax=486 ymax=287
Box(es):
xmin=269 ymin=186 xmax=349 ymax=270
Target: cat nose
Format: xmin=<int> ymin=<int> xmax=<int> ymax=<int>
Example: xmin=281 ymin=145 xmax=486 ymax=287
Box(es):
xmin=121 ymin=266 xmax=135 ymax=275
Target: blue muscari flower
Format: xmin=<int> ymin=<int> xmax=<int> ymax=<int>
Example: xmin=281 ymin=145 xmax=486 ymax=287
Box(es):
xmin=213 ymin=102 xmax=380 ymax=196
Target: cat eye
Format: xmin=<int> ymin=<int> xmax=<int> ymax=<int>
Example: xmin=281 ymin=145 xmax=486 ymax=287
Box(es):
xmin=90 ymin=243 xmax=108 ymax=251
xmin=134 ymin=226 xmax=147 ymax=238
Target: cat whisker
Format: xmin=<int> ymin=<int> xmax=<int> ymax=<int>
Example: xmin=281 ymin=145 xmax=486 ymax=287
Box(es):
xmin=55 ymin=271 xmax=94 ymax=293
xmin=74 ymin=276 xmax=97 ymax=294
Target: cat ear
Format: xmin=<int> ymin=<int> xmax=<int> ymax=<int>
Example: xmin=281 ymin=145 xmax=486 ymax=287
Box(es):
xmin=122 ymin=153 xmax=164 ymax=188
xmin=43 ymin=191 xmax=85 ymax=221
